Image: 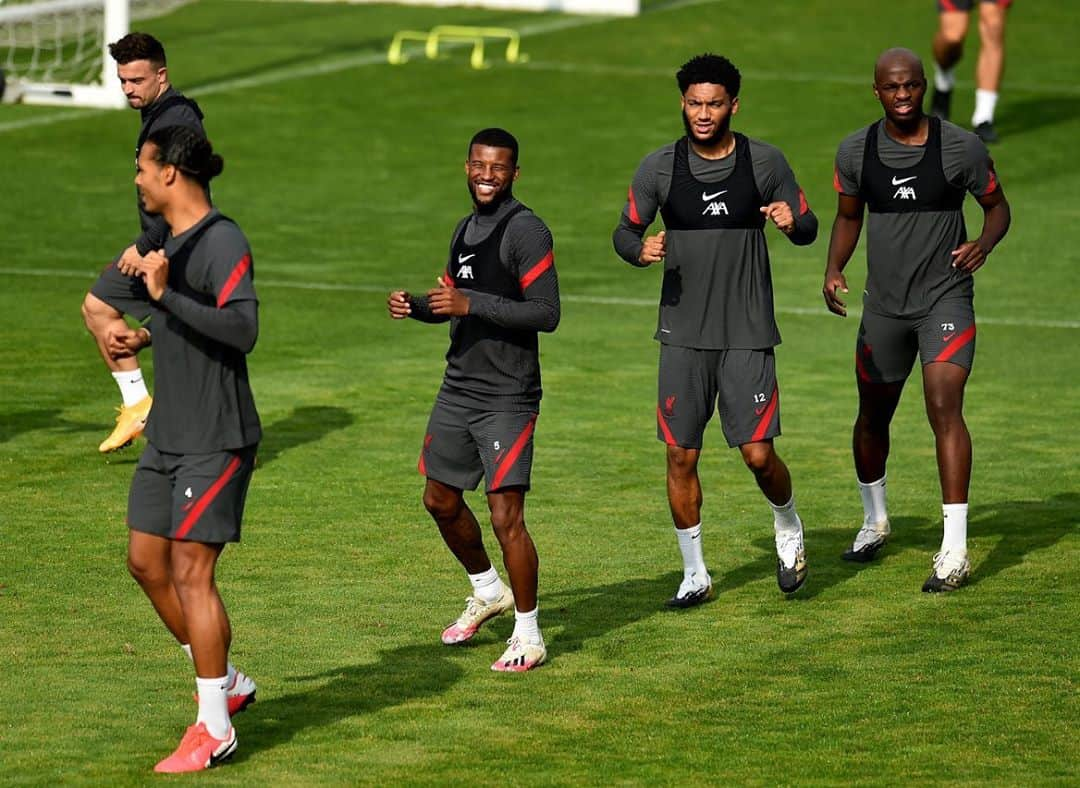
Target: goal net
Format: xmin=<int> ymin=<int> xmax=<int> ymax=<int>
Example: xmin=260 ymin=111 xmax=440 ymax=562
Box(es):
xmin=0 ymin=0 xmax=190 ymax=108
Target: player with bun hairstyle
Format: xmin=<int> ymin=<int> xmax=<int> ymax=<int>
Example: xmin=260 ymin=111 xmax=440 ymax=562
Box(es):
xmin=120 ymin=125 xmax=261 ymax=773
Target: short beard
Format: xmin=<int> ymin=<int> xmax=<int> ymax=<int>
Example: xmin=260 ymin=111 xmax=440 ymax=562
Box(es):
xmin=469 ymin=183 xmax=513 ymax=215
xmin=681 ymin=110 xmax=730 ymax=148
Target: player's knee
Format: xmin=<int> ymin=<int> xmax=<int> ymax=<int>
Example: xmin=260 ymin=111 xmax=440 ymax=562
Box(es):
xmin=740 ymin=442 xmax=774 ymax=475
xmin=423 ymin=486 xmax=460 ymax=521
xmin=127 ymin=552 xmax=165 ymax=587
xmin=666 ymin=446 xmax=697 ymax=478
xmin=81 ymin=293 xmax=116 ymax=333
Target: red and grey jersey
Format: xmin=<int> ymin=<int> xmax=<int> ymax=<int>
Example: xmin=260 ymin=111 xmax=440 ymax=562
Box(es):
xmin=835 ymin=118 xmax=1000 ymax=317
xmin=614 ymin=135 xmax=817 ymax=350
xmin=144 ymin=209 xmax=261 ymax=453
xmin=409 ymin=197 xmax=560 ymax=411
xmin=134 ymin=87 xmax=206 ymax=255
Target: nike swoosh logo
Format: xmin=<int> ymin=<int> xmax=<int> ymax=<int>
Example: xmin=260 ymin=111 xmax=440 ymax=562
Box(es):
xmin=942 ymin=333 xmax=955 ymax=342
xmin=457 ymin=253 xmax=476 ymax=263
xmin=701 ymin=190 xmax=728 ymax=201
xmin=754 ymin=406 xmax=766 ymax=416
xmin=891 ymin=176 xmax=917 ymax=186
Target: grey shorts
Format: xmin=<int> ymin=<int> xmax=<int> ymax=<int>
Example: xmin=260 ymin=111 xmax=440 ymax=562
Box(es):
xmin=937 ymin=0 xmax=1012 ymax=12
xmin=127 ymin=443 xmax=257 ymax=543
xmin=89 ymin=253 xmax=151 ymax=321
xmin=856 ymin=299 xmax=976 ymax=384
xmin=419 ymin=398 xmax=537 ymax=493
xmin=657 ymin=345 xmax=780 ymax=450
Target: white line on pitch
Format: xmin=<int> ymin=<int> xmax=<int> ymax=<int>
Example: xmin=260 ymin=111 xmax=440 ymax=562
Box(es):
xmin=2 ymin=267 xmax=1077 ymax=329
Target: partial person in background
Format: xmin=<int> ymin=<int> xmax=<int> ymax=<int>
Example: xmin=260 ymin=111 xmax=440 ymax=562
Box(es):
xmin=930 ymin=0 xmax=1012 ymax=143
xmin=613 ymin=53 xmax=818 ymax=606
xmin=122 ymin=125 xmax=259 ymax=772
xmin=824 ymin=48 xmax=1010 ymax=592
xmin=388 ymin=128 xmax=560 ymax=672
xmin=81 ymin=32 xmax=205 ymax=452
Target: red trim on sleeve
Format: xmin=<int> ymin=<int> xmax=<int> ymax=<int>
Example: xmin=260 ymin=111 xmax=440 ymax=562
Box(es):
xmin=983 ymin=168 xmax=998 ymax=196
xmin=627 ymin=185 xmax=642 ymax=225
xmin=443 ymin=267 xmax=454 ymax=288
xmin=934 ymin=324 xmax=976 ymax=363
xmin=656 ymin=406 xmax=677 ymax=446
xmin=520 ymin=250 xmax=554 ymax=291
xmin=833 ymin=167 xmax=843 ymax=193
xmin=216 ymin=253 xmax=252 ymax=308
xmin=798 ymin=188 xmax=809 ymax=216
xmin=750 ymin=386 xmax=779 ymax=443
xmin=491 ymin=415 xmax=537 ymax=490
xmin=174 ymin=456 xmax=243 ymax=539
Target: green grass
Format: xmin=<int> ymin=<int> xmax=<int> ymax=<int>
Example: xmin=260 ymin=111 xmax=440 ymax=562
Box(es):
xmin=1 ymin=0 xmax=1078 ymax=783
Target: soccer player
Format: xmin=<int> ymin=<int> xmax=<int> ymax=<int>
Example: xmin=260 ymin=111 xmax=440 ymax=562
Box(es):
xmin=81 ymin=32 xmax=205 ymax=452
xmin=823 ymin=48 xmax=1010 ymax=592
xmin=122 ymin=125 xmax=260 ymax=772
xmin=930 ymin=0 xmax=1012 ymax=143
xmin=613 ymin=54 xmax=818 ymax=605
xmin=388 ymin=128 xmax=559 ymax=672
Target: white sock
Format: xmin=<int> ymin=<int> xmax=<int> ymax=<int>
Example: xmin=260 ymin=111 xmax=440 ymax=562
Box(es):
xmin=934 ymin=66 xmax=956 ymax=93
xmin=468 ymin=566 xmax=505 ymax=604
xmin=112 ymin=368 xmax=149 ymax=407
xmin=195 ymin=676 xmax=231 ymax=739
xmin=941 ymin=503 xmax=968 ymax=555
xmin=769 ymin=495 xmax=801 ymax=534
xmin=972 ymin=89 xmax=998 ymax=126
xmin=512 ymin=607 xmax=541 ymax=644
xmin=181 ymin=644 xmax=236 ymax=687
xmin=858 ymin=475 xmax=888 ymax=526
xmin=675 ymin=523 xmax=707 ymax=577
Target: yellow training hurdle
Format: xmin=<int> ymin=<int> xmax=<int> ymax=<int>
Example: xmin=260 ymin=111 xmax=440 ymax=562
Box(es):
xmin=388 ymin=26 xmax=525 ymax=70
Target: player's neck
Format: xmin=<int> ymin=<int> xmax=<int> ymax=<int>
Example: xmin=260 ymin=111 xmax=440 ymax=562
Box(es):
xmin=164 ymin=198 xmax=213 ymax=238
xmin=689 ymin=130 xmax=735 ymax=160
xmin=883 ymin=114 xmax=929 ymax=146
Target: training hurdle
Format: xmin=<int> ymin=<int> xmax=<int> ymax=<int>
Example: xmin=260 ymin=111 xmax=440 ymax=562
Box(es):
xmin=388 ymin=25 xmax=525 ymax=70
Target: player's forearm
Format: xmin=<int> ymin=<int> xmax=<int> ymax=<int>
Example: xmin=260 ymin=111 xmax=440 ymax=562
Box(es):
xmin=613 ymin=221 xmax=649 ymax=267
xmin=825 ymin=214 xmax=863 ymax=274
xmin=157 ymin=290 xmax=259 ymax=351
xmin=976 ymin=198 xmax=1011 ymax=253
xmin=787 ymin=209 xmax=819 ymax=246
xmin=407 ymin=295 xmax=450 ymax=324
xmin=465 ymin=289 xmax=561 ymax=332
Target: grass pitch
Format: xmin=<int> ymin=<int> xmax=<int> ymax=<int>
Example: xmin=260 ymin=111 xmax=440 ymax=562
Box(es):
xmin=1 ymin=0 xmax=1077 ymax=783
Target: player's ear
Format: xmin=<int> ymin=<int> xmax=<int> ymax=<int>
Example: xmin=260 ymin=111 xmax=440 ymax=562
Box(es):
xmin=512 ymin=166 xmax=520 ymax=182
xmin=162 ymin=163 xmax=179 ymax=186
xmin=731 ymin=96 xmax=739 ymax=116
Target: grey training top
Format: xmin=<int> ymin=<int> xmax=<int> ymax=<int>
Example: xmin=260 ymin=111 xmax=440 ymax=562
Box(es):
xmin=613 ymin=136 xmax=818 ymax=350
xmin=409 ymin=196 xmax=560 ymax=411
xmin=145 ymin=209 xmax=262 ymax=453
xmin=834 ymin=119 xmax=998 ymax=317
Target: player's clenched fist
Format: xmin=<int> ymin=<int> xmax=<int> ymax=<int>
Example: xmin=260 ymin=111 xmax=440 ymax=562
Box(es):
xmin=141 ymin=249 xmax=170 ymax=300
xmin=638 ymin=230 xmax=666 ymax=265
xmin=760 ymin=201 xmax=794 ymax=234
xmin=388 ymin=290 xmax=412 ymax=319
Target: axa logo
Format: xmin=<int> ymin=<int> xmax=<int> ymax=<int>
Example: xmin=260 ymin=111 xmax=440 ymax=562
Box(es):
xmin=457 ymin=264 xmax=474 ymax=279
xmin=701 ymin=189 xmax=729 ymax=216
xmin=892 ymin=175 xmax=917 ymax=200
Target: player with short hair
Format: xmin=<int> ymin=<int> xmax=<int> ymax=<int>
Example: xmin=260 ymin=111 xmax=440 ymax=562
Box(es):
xmin=930 ymin=0 xmax=1012 ymax=143
xmin=613 ymin=54 xmax=818 ymax=605
xmin=81 ymin=32 xmax=205 ymax=452
xmin=122 ymin=125 xmax=260 ymax=772
xmin=823 ymin=48 xmax=1010 ymax=591
xmin=388 ymin=128 xmax=560 ymax=672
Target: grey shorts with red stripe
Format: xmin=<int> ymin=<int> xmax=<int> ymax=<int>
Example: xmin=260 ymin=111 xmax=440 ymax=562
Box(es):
xmin=855 ymin=298 xmax=976 ymax=385
xmin=418 ymin=398 xmax=537 ymax=493
xmin=127 ymin=442 xmax=257 ymax=543
xmin=656 ymin=345 xmax=781 ymax=450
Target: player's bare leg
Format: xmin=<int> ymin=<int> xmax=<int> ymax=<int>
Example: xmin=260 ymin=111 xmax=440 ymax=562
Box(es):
xmin=128 ymin=530 xmax=190 ymax=643
xmin=487 ymin=487 xmax=545 ymax=671
xmin=424 ymin=478 xmax=514 ymax=645
xmin=741 ymin=440 xmax=806 ymax=593
xmin=84 ymin=292 xmax=152 ymax=452
xmin=930 ymin=10 xmax=969 ymax=120
xmin=972 ymin=1 xmax=1007 ymax=141
xmin=664 ymin=446 xmax=711 ymax=606
xmin=921 ymin=361 xmax=973 ymax=590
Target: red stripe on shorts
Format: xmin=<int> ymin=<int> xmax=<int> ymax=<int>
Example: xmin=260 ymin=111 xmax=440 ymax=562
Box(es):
xmin=855 ymin=348 xmax=872 ymax=383
xmin=491 ymin=415 xmax=537 ymax=490
xmin=520 ymin=251 xmax=554 ymax=291
xmin=217 ymin=254 xmax=252 ymax=308
xmin=656 ymin=406 xmax=677 ymax=446
xmin=750 ymin=386 xmax=779 ymax=443
xmin=933 ymin=324 xmax=976 ymax=363
xmin=174 ymin=456 xmax=243 ymax=540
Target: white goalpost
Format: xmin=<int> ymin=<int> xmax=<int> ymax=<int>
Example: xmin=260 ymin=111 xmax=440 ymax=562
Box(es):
xmin=0 ymin=0 xmax=188 ymax=108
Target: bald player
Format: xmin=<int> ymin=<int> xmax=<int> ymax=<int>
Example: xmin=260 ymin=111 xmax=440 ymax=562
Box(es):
xmin=823 ymin=47 xmax=1010 ymax=591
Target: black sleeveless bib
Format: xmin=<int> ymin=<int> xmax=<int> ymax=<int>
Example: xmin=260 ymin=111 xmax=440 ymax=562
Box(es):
xmin=859 ymin=117 xmax=965 ymax=214
xmin=660 ymin=134 xmax=765 ymax=231
xmin=448 ymin=202 xmax=527 ymax=297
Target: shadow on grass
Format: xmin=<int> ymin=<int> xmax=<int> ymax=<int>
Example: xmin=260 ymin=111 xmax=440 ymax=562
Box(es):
xmin=256 ymin=405 xmax=354 ymax=468
xmin=0 ymin=408 xmax=107 ymax=445
xmin=994 ymin=95 xmax=1080 ymax=140
xmin=231 ymin=643 xmax=464 ymax=763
